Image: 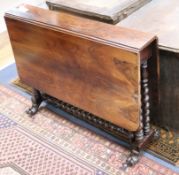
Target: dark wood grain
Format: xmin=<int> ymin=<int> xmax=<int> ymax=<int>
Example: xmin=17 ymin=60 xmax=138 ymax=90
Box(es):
xmin=5 ymin=4 xmax=157 ymax=132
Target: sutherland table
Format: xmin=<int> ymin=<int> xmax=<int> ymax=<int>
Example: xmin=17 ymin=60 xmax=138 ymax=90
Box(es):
xmin=5 ymin=4 xmax=159 ymax=167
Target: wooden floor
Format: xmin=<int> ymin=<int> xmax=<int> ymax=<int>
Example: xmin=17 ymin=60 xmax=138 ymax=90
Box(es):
xmin=0 ymin=31 xmax=14 ymax=69
xmin=0 ymin=0 xmax=44 ymax=69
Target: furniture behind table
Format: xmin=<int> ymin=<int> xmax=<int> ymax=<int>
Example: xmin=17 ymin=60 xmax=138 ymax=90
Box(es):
xmin=118 ymin=0 xmax=179 ymax=131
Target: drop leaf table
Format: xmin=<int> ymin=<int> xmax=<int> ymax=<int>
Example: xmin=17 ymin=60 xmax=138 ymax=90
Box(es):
xmin=5 ymin=4 xmax=159 ymax=168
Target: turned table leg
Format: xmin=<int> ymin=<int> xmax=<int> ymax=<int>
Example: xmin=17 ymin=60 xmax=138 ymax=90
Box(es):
xmin=140 ymin=60 xmax=160 ymax=140
xmin=135 ymin=60 xmax=151 ymax=139
xmin=123 ymin=111 xmax=144 ymax=168
xmin=141 ymin=60 xmax=150 ymax=135
xmin=26 ymin=88 xmax=43 ymax=116
xmin=123 ymin=60 xmax=151 ymax=168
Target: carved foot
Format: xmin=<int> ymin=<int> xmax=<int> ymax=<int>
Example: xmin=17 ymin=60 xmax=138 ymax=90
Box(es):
xmin=26 ymin=104 xmax=40 ymax=116
xmin=122 ymin=150 xmax=140 ymax=170
xmin=26 ymin=89 xmax=43 ymax=117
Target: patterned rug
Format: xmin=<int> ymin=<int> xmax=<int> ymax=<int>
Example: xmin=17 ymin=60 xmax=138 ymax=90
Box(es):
xmin=12 ymin=78 xmax=179 ymax=167
xmin=0 ymin=85 xmax=178 ymax=175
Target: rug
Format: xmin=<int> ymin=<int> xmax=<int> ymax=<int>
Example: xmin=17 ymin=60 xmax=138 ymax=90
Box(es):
xmin=0 ymin=84 xmax=178 ymax=175
xmin=12 ymin=78 xmax=179 ymax=167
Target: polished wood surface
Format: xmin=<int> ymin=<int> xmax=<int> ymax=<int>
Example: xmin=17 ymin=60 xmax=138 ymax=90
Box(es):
xmin=46 ymin=0 xmax=151 ymax=24
xmin=5 ymin=4 xmax=156 ymax=51
xmin=0 ymin=31 xmax=14 ymax=68
xmin=5 ymin=4 xmax=157 ymax=132
xmin=118 ymin=0 xmax=179 ymax=53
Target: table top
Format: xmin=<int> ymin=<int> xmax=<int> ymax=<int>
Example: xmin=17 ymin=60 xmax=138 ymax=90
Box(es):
xmin=46 ymin=0 xmax=151 ymax=24
xmin=5 ymin=4 xmax=156 ymax=52
xmin=117 ymin=0 xmax=179 ymax=53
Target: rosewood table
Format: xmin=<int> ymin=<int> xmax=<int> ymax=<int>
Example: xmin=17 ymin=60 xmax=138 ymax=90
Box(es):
xmin=5 ymin=4 xmax=159 ymax=167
